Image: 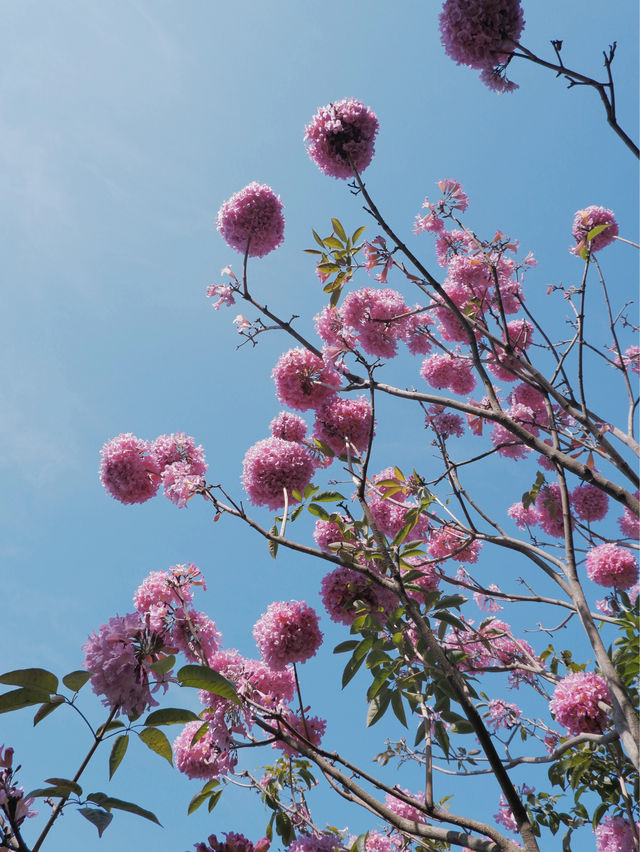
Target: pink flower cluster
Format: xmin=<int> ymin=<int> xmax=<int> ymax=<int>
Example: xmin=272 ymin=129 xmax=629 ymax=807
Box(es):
xmin=313 ymin=396 xmax=373 ymax=457
xmin=270 ymin=411 xmax=307 ymax=442
xmin=385 ymin=788 xmax=427 ymax=824
xmin=342 ymin=288 xmax=409 ymax=358
xmin=585 ymin=543 xmax=638 ymax=590
xmin=320 ymin=565 xmax=398 ymax=625
xmin=572 ymin=483 xmax=609 ymax=523
xmin=241 ymin=436 xmax=316 ymax=510
xmin=614 ymin=345 xmax=640 ymax=376
xmin=420 ymin=352 xmax=476 ymax=395
xmin=486 ymin=698 xmax=521 ymax=732
xmin=494 ymin=784 xmax=534 ymax=833
xmin=253 ymin=600 xmax=323 ymax=670
xmin=508 ymin=482 xmax=569 ymax=539
xmin=192 ymin=833 xmax=270 ymax=852
xmin=82 ymin=612 xmax=166 ymax=718
xmin=595 ymin=815 xmax=640 ymax=852
xmin=289 ymin=834 xmax=344 ymax=852
xmin=0 ymin=747 xmax=38 ymax=827
xmin=571 ymin=205 xmax=618 ymax=255
xmin=217 ymin=182 xmax=285 ymax=258
xmin=304 ymin=98 xmax=379 ymax=179
xmin=173 ymin=719 xmax=237 ymax=780
xmin=273 ymin=708 xmax=326 ymax=757
xmin=427 ymin=526 xmax=481 ymax=564
xmin=444 ymin=617 xmax=541 ymax=685
xmin=618 ymin=497 xmax=640 ymax=540
xmin=439 ymin=0 xmax=524 ymax=92
xmin=549 ymin=671 xmax=611 ymax=735
xmin=100 ymin=432 xmax=206 ymax=507
xmin=272 ymin=348 xmax=341 ymax=411
xmin=133 ymin=563 xmax=202 ymax=631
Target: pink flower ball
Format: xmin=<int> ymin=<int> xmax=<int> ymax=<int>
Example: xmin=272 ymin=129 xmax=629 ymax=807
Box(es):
xmin=253 ymin=600 xmax=323 ymax=670
xmin=171 ymin=609 xmax=222 ymax=665
xmin=427 ymin=525 xmax=481 ymax=563
xmin=313 ymin=396 xmax=373 ymax=457
xmin=272 ymin=348 xmax=341 ymax=411
xmin=82 ymin=612 xmax=160 ymax=718
xmin=425 ymin=404 xmax=465 ymax=438
xmin=614 ymin=345 xmax=640 ymax=375
xmin=571 ymin=205 xmax=619 ymax=254
xmin=273 ymin=708 xmax=326 ymax=757
xmin=133 ymin=564 xmax=199 ymax=631
xmin=342 ymin=287 xmax=409 ymax=358
xmin=150 ymin=432 xmax=206 ymax=476
xmin=304 ymin=98 xmax=379 ymax=179
xmin=420 ymin=351 xmax=476 ymax=395
xmin=507 ymin=500 xmax=540 ymax=530
xmin=269 ymin=411 xmax=307 ymax=442
xmin=216 ymin=182 xmax=285 ymax=258
xmin=243 ymin=659 xmax=295 ymax=703
xmin=320 ymin=566 xmax=398 ymax=625
xmin=241 ymin=436 xmax=316 ymax=510
xmin=585 ymin=543 xmax=638 ymax=590
xmin=571 ymin=483 xmax=609 ymax=523
xmin=385 ymin=789 xmax=427 ymax=824
xmin=99 ymin=433 xmax=159 ymax=505
xmin=618 ymin=501 xmax=640 ymax=540
xmin=595 ymin=815 xmax=640 ymax=852
xmin=313 ymin=517 xmax=350 ymax=553
xmin=288 ymin=834 xmax=341 ymax=852
xmin=536 ymin=483 xmax=568 ymax=538
xmin=439 ymin=0 xmax=524 ymax=89
xmin=173 ymin=719 xmax=236 ymax=780
xmin=549 ymin=671 xmax=611 ymax=735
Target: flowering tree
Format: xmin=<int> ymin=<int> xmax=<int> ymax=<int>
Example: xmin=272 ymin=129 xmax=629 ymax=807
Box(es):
xmin=1 ymin=4 xmax=638 ymax=852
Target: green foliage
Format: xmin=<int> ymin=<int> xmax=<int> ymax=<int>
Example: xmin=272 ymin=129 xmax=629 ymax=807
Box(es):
xmin=177 ymin=664 xmax=240 ymax=704
xmin=305 ymin=220 xmax=366 ymax=306
xmin=62 ymin=670 xmax=92 ymax=692
xmin=85 ymin=792 xmax=161 ymax=826
xmin=188 ymin=780 xmax=222 ymax=815
xmin=109 ymin=735 xmax=129 ymax=779
xmin=138 ymin=727 xmax=173 ymax=766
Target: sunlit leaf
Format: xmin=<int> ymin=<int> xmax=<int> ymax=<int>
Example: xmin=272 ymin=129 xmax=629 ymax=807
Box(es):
xmin=33 ymin=695 xmax=65 ymax=726
xmin=144 ymin=708 xmax=199 ymax=726
xmin=109 ymin=735 xmax=129 ymax=779
xmin=86 ymin=793 xmax=161 ymax=826
xmin=0 ymin=668 xmax=58 ymax=694
xmin=138 ymin=727 xmax=173 ymax=766
xmin=62 ymin=670 xmax=92 ymax=692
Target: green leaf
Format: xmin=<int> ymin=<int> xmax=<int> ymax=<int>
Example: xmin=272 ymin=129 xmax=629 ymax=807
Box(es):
xmin=342 ymin=653 xmax=366 ymax=689
xmin=449 ymin=720 xmax=475 ymax=734
xmin=352 ymin=226 xmax=367 ymax=243
xmin=207 ymin=790 xmax=223 ymax=812
xmin=434 ymin=720 xmax=450 ymax=758
xmin=434 ymin=594 xmax=468 ymax=610
xmin=587 ymin=223 xmax=610 ymax=241
xmin=331 ymin=218 xmax=347 ymax=242
xmin=190 ymin=721 xmax=210 ymax=747
xmin=33 ymin=695 xmax=65 ymax=726
xmin=0 ymin=668 xmax=58 ymax=694
xmin=86 ymin=793 xmax=161 ymax=826
xmin=177 ymin=665 xmax=240 ymax=704
xmin=414 ymin=719 xmax=426 ymax=747
xmin=138 ymin=727 xmax=173 ymax=766
xmin=145 ymin=655 xmax=176 ymax=675
xmin=391 ymin=691 xmax=408 ymax=728
xmin=96 ymin=719 xmax=125 ymax=737
xmin=307 ymin=503 xmax=330 ymax=520
xmin=313 ymin=490 xmax=345 ymax=502
xmin=0 ymin=687 xmax=48 ymax=714
xmin=78 ymin=807 xmax=113 ymax=837
xmin=109 ymin=735 xmax=129 ymax=780
xmin=324 ymin=236 xmax=343 ymax=250
xmin=188 ymin=789 xmax=216 ymax=815
xmin=312 ymin=229 xmax=325 ymax=249
xmin=434 ymin=611 xmax=467 ymax=631
xmin=44 ymin=777 xmax=83 ymax=796
xmin=366 ymin=690 xmax=391 ymax=727
xmin=317 ymin=262 xmax=341 ymax=274
xmin=268 ymin=524 xmax=279 ymax=560
xmin=28 ymin=785 xmax=80 ymax=799
xmin=144 ymin=708 xmax=199 ymax=726
xmin=333 ymin=640 xmax=359 ymax=654
xmin=62 ymin=670 xmax=92 ymax=692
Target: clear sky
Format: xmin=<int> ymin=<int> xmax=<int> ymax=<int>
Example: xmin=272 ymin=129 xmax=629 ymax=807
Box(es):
xmin=1 ymin=2 xmax=638 ymax=851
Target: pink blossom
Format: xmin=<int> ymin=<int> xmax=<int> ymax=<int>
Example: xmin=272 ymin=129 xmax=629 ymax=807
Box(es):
xmin=288 ymin=834 xmax=344 ymax=852
xmin=401 ymin=555 xmax=441 ymax=601
xmin=272 ymin=348 xmax=341 ymax=411
xmin=585 ymin=543 xmax=638 ymax=590
xmin=150 ymin=433 xmax=207 ymax=506
xmin=342 ymin=287 xmax=409 ymax=358
xmin=507 ymin=500 xmax=541 ymax=530
xmin=510 ymin=383 xmax=548 ymax=419
xmin=385 ymin=789 xmax=427 ymax=824
xmin=241 ymin=437 xmax=316 ymax=510
xmin=270 ymin=411 xmax=307 ymax=443
xmin=486 ymin=699 xmax=521 ymax=731
xmin=273 ymin=709 xmax=326 ymax=757
xmin=193 ymin=832 xmax=270 ymax=852
xmin=403 ymin=309 xmax=434 ymax=355
xmin=494 ymin=785 xmax=534 ymax=833
xmin=160 ymin=460 xmax=205 ymax=507
xmin=550 ymin=671 xmax=611 ymax=735
xmin=313 ymin=396 xmax=373 ymax=457
xmin=133 ymin=564 xmax=202 ymax=631
xmin=435 ymin=229 xmax=476 ymax=267
xmin=320 ymin=566 xmax=397 ymax=625
xmin=571 ymin=483 xmax=609 ymax=523
xmin=314 ymin=305 xmax=357 ymax=349
xmin=171 ymin=609 xmax=222 ymax=665
xmin=313 ymin=517 xmax=351 ymax=552
xmin=361 ymin=832 xmax=400 ymax=852
xmin=244 ymin=659 xmax=295 ymax=704
xmin=474 ymin=584 xmax=503 ymax=612
xmin=439 ymin=0 xmax=524 ymax=92
xmin=420 ymin=352 xmax=476 ymax=395
xmin=206 ymin=284 xmax=236 ymax=310
xmin=490 ymin=404 xmax=537 ymax=460
xmin=99 ymin=433 xmax=159 ymax=505
xmin=536 ymin=483 xmax=568 ymax=538
xmin=83 ymin=612 xmax=167 ymax=718
xmin=425 ymin=404 xmax=465 ymax=438
xmin=253 ymin=600 xmax=323 ymax=670
xmin=595 ymin=815 xmax=640 ymax=852
xmin=571 ymin=205 xmax=619 ymax=255
xmin=304 ymin=98 xmax=379 ymax=179
xmin=173 ymin=719 xmax=237 ymax=780
xmin=618 ymin=500 xmax=640 ymax=540
xmin=427 ymin=526 xmax=481 ymax=563
xmin=444 ymin=617 xmax=541 ymax=684
xmin=217 ymin=182 xmax=285 ymax=258
xmin=614 ymin=345 xmax=640 ymax=375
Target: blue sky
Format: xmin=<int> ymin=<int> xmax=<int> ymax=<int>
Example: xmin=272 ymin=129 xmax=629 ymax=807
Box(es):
xmin=1 ymin=2 xmax=638 ymax=850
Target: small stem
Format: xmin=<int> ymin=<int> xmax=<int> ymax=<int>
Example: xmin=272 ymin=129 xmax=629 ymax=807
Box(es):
xmin=292 ymin=663 xmax=310 ymax=740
